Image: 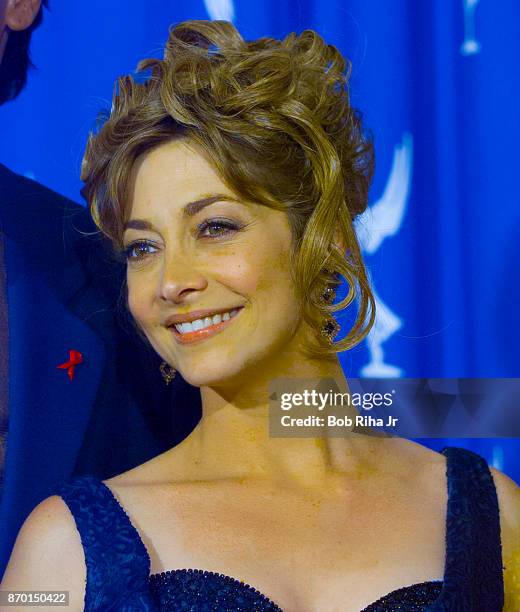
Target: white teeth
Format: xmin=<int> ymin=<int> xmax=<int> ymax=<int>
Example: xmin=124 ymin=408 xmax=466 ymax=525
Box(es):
xmin=174 ymin=308 xmax=241 ymax=334
xmin=192 ymin=319 xmax=204 ymax=331
xmin=179 ymin=322 xmax=192 ymax=334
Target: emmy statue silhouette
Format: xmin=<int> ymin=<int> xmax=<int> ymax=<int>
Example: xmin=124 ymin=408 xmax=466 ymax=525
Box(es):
xmin=356 ymin=133 xmax=414 ymax=378
xmin=204 ymin=0 xmax=235 ymax=22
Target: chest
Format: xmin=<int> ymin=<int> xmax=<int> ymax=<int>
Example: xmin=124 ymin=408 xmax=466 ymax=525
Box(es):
xmin=117 ymin=479 xmax=447 ymax=611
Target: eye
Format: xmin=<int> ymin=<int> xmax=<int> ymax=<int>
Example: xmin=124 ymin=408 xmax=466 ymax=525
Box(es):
xmin=123 ymin=240 xmax=159 ymax=262
xmin=197 ymin=219 xmax=242 ymax=238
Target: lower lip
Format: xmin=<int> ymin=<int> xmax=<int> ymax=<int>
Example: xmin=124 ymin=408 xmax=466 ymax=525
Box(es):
xmin=170 ymin=308 xmax=244 ymax=345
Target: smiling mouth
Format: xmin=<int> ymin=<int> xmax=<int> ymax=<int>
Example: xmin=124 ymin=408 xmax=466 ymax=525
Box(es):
xmin=169 ymin=307 xmax=243 ymax=344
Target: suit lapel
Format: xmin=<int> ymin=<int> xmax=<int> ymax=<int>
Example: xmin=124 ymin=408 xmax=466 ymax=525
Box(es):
xmin=3 ymin=228 xmax=107 ymax=472
xmin=0 ymin=165 xmax=126 ymax=577
xmin=0 ymin=233 xmax=110 ymax=574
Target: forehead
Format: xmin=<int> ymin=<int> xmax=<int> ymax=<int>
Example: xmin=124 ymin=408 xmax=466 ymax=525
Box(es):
xmin=129 ymin=139 xmax=232 ymax=212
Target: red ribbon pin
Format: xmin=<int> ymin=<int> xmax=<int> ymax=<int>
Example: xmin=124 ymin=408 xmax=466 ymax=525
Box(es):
xmin=57 ymin=349 xmax=83 ymax=381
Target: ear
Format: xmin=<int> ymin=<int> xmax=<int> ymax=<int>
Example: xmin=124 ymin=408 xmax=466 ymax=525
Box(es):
xmin=5 ymin=0 xmax=41 ymax=32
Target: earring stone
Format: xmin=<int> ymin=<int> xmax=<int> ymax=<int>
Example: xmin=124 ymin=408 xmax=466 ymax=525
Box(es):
xmin=319 ymin=271 xmax=341 ymax=343
xmin=321 ymin=317 xmax=340 ymax=343
xmin=159 ymin=361 xmax=176 ymax=385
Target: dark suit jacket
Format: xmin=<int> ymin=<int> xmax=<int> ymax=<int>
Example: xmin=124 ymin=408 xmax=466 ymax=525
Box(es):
xmin=0 ymin=163 xmax=201 ymax=578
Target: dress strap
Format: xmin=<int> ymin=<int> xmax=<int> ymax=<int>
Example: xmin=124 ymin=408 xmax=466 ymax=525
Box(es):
xmin=433 ymin=446 xmax=504 ymax=611
xmin=57 ymin=475 xmax=155 ymax=611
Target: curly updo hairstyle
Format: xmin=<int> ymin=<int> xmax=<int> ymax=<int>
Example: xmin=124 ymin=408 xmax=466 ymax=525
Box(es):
xmin=82 ymin=20 xmax=375 ymax=359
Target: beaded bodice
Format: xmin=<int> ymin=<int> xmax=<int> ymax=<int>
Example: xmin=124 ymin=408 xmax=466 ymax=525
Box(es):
xmin=149 ymin=569 xmax=283 ymax=611
xmin=57 ymin=446 xmax=504 ymax=611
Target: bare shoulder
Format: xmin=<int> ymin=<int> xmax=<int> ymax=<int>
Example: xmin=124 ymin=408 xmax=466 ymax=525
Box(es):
xmin=377 ymin=441 xmax=519 ymax=606
xmin=1 ymin=496 xmax=86 ymax=610
xmin=488 ymin=466 xmax=520 ymax=610
xmin=367 ymin=436 xmax=447 ymax=477
xmin=489 ymin=466 xmax=520 ymax=536
xmin=105 ymin=445 xmax=183 ymax=488
xmin=105 ymin=456 xmax=165 ymax=489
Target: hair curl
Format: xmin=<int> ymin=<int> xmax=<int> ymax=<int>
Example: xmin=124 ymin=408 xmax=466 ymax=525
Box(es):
xmin=82 ymin=19 xmax=375 ymax=358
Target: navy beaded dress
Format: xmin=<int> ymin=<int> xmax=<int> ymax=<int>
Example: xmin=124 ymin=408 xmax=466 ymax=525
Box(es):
xmin=56 ymin=446 xmax=504 ymax=611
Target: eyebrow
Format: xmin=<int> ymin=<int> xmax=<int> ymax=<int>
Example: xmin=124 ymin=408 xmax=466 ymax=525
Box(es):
xmin=124 ymin=194 xmax=241 ymax=231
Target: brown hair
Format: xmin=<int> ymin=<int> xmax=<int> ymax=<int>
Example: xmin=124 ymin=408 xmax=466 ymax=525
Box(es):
xmin=82 ymin=19 xmax=375 ymax=358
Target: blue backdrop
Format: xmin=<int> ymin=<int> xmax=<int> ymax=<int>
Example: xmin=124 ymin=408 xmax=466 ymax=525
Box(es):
xmin=1 ymin=0 xmax=518 ymax=480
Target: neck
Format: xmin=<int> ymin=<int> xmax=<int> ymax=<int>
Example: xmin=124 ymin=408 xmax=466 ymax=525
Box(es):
xmin=171 ymin=350 xmax=368 ymax=489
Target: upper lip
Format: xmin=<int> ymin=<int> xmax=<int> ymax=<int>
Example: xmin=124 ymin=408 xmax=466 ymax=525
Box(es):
xmin=164 ymin=306 xmax=243 ymax=326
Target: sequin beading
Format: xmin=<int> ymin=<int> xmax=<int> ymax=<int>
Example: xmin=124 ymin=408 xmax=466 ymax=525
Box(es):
xmin=360 ymin=580 xmax=443 ymax=611
xmin=149 ymin=568 xmax=283 ymax=611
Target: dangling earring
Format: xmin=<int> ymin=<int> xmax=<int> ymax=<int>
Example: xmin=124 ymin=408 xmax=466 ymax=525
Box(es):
xmin=321 ymin=283 xmax=336 ymax=305
xmin=159 ymin=361 xmax=176 ymax=385
xmin=320 ymin=271 xmax=341 ymax=343
xmin=321 ymin=316 xmax=340 ymax=343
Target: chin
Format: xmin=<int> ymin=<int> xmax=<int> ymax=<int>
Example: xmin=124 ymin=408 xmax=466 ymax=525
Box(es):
xmin=164 ymin=327 xmax=298 ymax=389
xmin=179 ymin=366 xmax=244 ymax=390
xmin=176 ymin=348 xmax=269 ymax=390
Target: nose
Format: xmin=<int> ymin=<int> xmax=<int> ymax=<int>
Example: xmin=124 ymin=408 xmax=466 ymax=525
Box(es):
xmin=157 ymin=253 xmax=208 ymax=304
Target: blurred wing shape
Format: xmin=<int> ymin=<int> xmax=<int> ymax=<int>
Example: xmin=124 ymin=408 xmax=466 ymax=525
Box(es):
xmin=367 ymin=284 xmax=403 ymax=346
xmin=356 ymin=132 xmax=413 ymax=254
xmin=204 ymin=0 xmax=235 ymax=22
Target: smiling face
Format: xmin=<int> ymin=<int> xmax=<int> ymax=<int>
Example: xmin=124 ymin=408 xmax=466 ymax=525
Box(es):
xmin=124 ymin=138 xmax=309 ymax=389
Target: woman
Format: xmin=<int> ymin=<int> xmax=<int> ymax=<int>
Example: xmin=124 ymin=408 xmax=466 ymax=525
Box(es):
xmin=2 ymin=20 xmax=518 ymax=611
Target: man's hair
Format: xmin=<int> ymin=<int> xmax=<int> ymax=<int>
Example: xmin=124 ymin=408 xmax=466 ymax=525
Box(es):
xmin=0 ymin=0 xmax=48 ymax=105
xmin=82 ymin=20 xmax=376 ymax=358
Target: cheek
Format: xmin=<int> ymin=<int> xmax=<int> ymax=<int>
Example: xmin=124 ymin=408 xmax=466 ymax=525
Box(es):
xmin=231 ymin=244 xmax=300 ymax=331
xmin=251 ymin=244 xmax=295 ymax=295
xmin=216 ymin=238 xmax=293 ymax=294
xmin=207 ymin=245 xmax=262 ymax=294
xmin=126 ymin=272 xmax=153 ymax=326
